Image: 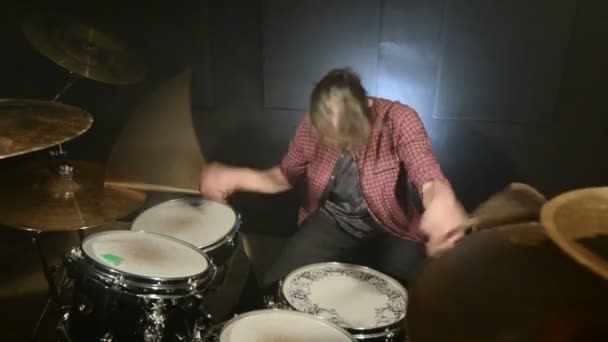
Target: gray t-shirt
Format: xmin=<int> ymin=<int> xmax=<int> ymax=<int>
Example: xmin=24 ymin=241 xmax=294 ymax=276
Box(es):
xmin=321 ymin=153 xmax=385 ymax=238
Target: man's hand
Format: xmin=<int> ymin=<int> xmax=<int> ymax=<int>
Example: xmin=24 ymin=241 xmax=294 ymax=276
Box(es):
xmin=421 ymin=180 xmax=468 ymax=256
xmin=199 ymin=162 xmax=239 ymax=203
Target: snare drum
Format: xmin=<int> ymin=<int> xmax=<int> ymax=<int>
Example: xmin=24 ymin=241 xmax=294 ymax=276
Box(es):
xmin=62 ymin=230 xmax=215 ymax=342
xmin=202 ymin=309 xmax=356 ymax=342
xmin=278 ymin=262 xmax=408 ymax=341
xmin=131 ymin=198 xmax=241 ymax=266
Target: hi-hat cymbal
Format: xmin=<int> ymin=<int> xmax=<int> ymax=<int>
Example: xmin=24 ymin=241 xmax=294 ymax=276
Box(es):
xmin=0 ymin=99 xmax=92 ymax=160
xmin=541 ymin=187 xmax=608 ymax=280
xmin=407 ymin=223 xmax=608 ymax=342
xmin=0 ymin=160 xmax=146 ymax=231
xmin=23 ymin=12 xmax=146 ymax=85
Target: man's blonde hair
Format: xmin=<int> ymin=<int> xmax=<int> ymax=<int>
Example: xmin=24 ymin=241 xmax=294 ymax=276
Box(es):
xmin=309 ymin=68 xmax=373 ymax=148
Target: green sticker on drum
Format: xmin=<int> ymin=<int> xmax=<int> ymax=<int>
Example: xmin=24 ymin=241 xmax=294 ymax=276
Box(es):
xmin=101 ymin=253 xmax=123 ymax=265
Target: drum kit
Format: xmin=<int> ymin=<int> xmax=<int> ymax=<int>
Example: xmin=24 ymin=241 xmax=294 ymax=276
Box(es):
xmin=3 ymin=8 xmax=608 ymax=342
xmin=0 ymin=9 xmax=150 ymax=342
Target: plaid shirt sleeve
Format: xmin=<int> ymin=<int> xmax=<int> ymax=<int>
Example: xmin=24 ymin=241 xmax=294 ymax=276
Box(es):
xmin=279 ymin=117 xmax=312 ymax=185
xmin=393 ymin=105 xmax=449 ymax=193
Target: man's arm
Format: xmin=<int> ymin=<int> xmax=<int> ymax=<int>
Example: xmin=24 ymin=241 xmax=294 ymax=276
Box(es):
xmin=394 ymin=104 xmax=467 ymax=255
xmin=233 ymin=166 xmax=292 ymax=193
xmin=421 ymin=179 xmax=458 ymax=209
xmin=200 ymin=116 xmax=312 ymax=201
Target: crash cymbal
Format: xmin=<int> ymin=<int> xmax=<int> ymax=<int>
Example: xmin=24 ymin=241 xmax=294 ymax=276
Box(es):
xmin=0 ymin=160 xmax=146 ymax=231
xmin=0 ymin=99 xmax=92 ymax=160
xmin=407 ymin=223 xmax=608 ymax=342
xmin=24 ymin=12 xmax=146 ymax=85
xmin=458 ymin=182 xmax=546 ymax=233
xmin=541 ymin=187 xmax=608 ymax=280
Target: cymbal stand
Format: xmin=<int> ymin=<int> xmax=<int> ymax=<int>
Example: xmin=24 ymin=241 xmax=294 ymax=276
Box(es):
xmin=29 ymin=230 xmax=65 ymax=342
xmin=51 ymin=71 xmax=80 ymax=102
xmin=30 ymin=74 xmax=82 ymax=341
xmin=50 ymin=71 xmax=82 ymax=155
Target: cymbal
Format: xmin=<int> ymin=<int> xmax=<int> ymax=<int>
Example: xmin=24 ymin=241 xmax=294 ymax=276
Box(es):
xmin=407 ymin=223 xmax=608 ymax=342
xmin=459 ymin=182 xmax=546 ymax=233
xmin=23 ymin=12 xmax=146 ymax=85
xmin=0 ymin=160 xmax=146 ymax=231
xmin=0 ymin=99 xmax=92 ymax=160
xmin=541 ymin=187 xmax=608 ymax=280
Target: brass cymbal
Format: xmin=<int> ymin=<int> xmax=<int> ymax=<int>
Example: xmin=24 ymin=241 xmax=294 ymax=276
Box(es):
xmin=0 ymin=99 xmax=92 ymax=160
xmin=23 ymin=12 xmax=146 ymax=85
xmin=459 ymin=182 xmax=546 ymax=233
xmin=407 ymin=223 xmax=608 ymax=342
xmin=0 ymin=160 xmax=146 ymax=231
xmin=541 ymin=187 xmax=608 ymax=280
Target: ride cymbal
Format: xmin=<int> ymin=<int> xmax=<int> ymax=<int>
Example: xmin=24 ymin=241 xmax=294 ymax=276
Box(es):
xmin=24 ymin=12 xmax=146 ymax=85
xmin=541 ymin=187 xmax=608 ymax=280
xmin=0 ymin=160 xmax=146 ymax=231
xmin=407 ymin=223 xmax=608 ymax=342
xmin=0 ymin=99 xmax=92 ymax=160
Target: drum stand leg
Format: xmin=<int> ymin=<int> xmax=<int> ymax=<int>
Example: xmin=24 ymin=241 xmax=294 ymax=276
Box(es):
xmin=29 ymin=73 xmax=83 ymax=341
xmin=49 ymin=71 xmax=81 ymax=157
xmin=29 ymin=230 xmax=64 ymax=342
xmin=51 ymin=72 xmax=80 ymax=102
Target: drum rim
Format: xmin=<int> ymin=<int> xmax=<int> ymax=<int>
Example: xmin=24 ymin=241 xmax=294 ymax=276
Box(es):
xmin=219 ymin=308 xmax=357 ymax=341
xmin=130 ymin=197 xmax=241 ymax=250
xmin=81 ymin=230 xmax=214 ymax=284
xmin=280 ymin=261 xmax=408 ymax=332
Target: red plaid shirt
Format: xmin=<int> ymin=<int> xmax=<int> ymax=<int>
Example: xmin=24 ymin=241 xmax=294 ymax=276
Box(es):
xmin=280 ymin=97 xmax=448 ymax=241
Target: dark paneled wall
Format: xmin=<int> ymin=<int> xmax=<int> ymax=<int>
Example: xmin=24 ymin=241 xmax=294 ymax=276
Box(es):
xmin=1 ymin=0 xmax=607 ymax=237
xmin=194 ymin=0 xmax=607 ymax=217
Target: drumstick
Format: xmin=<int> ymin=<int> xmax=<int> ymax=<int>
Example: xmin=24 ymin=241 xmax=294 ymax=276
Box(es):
xmin=105 ymin=181 xmax=200 ymax=195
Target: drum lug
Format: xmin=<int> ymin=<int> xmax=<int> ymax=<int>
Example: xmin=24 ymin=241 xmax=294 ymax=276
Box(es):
xmin=263 ymin=295 xmax=277 ymax=309
xmin=112 ymin=275 xmax=125 ymax=288
xmin=100 ymin=332 xmax=114 ymax=342
xmin=187 ymin=277 xmax=198 ymax=292
xmin=384 ymin=330 xmax=395 ymax=341
xmin=78 ymin=303 xmax=92 ymax=315
xmin=69 ymin=247 xmax=82 ymax=259
xmin=143 ymin=300 xmax=166 ymax=342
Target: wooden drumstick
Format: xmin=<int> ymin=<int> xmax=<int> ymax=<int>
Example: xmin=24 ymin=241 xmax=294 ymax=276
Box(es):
xmin=105 ymin=181 xmax=200 ymax=195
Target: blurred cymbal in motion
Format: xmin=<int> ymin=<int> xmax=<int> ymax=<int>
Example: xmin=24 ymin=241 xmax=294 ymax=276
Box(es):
xmin=407 ymin=223 xmax=608 ymax=342
xmin=106 ymin=69 xmax=205 ymax=193
xmin=458 ymin=182 xmax=546 ymax=233
xmin=0 ymin=99 xmax=92 ymax=160
xmin=23 ymin=12 xmax=146 ymax=85
xmin=541 ymin=187 xmax=608 ymax=280
xmin=0 ymin=160 xmax=146 ymax=231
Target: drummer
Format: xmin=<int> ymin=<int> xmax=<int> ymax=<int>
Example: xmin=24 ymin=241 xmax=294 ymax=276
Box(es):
xmin=199 ymin=68 xmax=467 ymax=288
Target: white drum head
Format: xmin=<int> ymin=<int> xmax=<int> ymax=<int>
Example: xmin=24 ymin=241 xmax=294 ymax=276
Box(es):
xmin=220 ymin=309 xmax=355 ymax=342
xmin=82 ymin=231 xmax=209 ymax=279
xmin=282 ymin=263 xmax=407 ymax=330
xmin=131 ymin=199 xmax=237 ymax=249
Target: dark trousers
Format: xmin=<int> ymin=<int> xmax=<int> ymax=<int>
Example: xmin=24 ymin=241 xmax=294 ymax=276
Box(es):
xmin=262 ymin=210 xmax=426 ymax=290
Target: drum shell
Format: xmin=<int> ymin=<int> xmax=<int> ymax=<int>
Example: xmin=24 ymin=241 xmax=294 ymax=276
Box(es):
xmin=132 ymin=198 xmax=242 ymax=267
xmin=276 ymin=262 xmax=407 ymax=341
xmin=275 ymin=286 xmax=404 ymax=341
xmin=65 ymin=276 xmax=203 ymax=342
xmin=203 ymin=309 xmax=357 ymax=342
xmin=70 ymin=231 xmax=216 ymax=297
xmin=62 ymin=231 xmax=216 ymax=342
xmin=200 ymin=229 xmax=240 ymax=267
